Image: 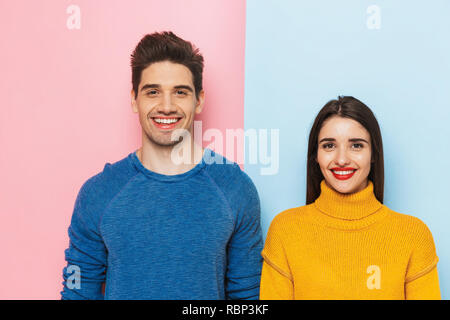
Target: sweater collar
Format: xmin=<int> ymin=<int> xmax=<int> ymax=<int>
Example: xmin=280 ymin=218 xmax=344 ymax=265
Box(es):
xmin=128 ymin=148 xmax=209 ymax=182
xmin=314 ymin=180 xmax=382 ymax=221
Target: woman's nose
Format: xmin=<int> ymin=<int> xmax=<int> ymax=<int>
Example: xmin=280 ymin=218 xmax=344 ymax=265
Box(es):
xmin=334 ymin=147 xmax=351 ymax=166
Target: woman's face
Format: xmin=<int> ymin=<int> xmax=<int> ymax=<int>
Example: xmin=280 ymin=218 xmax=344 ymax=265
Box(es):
xmin=316 ymin=116 xmax=372 ymax=194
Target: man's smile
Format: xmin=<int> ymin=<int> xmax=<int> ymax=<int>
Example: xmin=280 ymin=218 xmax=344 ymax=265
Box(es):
xmin=151 ymin=116 xmax=183 ymax=130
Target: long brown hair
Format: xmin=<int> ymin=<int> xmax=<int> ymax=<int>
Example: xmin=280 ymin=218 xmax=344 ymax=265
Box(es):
xmin=306 ymin=96 xmax=384 ymax=204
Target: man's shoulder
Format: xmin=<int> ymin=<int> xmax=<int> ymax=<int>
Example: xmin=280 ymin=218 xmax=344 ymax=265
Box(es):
xmin=203 ymin=149 xmax=259 ymax=203
xmin=203 ymin=149 xmax=254 ymax=183
xmin=78 ymin=152 xmax=138 ymax=200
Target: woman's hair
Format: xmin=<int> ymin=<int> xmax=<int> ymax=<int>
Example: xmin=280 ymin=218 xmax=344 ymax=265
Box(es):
xmin=306 ymin=96 xmax=384 ymax=204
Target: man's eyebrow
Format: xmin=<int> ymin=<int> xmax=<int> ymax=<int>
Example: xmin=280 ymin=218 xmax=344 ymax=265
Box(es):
xmin=140 ymin=84 xmax=160 ymax=92
xmin=139 ymin=84 xmax=194 ymax=93
xmin=173 ymin=85 xmax=194 ymax=92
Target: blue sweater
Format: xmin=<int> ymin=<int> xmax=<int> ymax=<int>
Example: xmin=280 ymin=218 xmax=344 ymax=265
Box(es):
xmin=61 ymin=149 xmax=263 ymax=300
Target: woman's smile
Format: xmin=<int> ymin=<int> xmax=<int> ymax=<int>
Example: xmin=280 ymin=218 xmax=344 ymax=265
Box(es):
xmin=330 ymin=167 xmax=357 ymax=180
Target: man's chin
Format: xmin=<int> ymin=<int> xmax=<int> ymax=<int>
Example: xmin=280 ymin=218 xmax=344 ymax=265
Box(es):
xmin=146 ymin=134 xmax=184 ymax=147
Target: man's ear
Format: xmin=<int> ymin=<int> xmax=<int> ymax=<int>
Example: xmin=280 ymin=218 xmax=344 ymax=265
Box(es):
xmin=131 ymin=89 xmax=138 ymax=113
xmin=194 ymin=90 xmax=205 ymax=115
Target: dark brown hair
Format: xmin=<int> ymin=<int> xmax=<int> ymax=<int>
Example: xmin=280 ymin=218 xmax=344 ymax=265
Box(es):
xmin=130 ymin=31 xmax=204 ymax=99
xmin=306 ymin=96 xmax=384 ymax=204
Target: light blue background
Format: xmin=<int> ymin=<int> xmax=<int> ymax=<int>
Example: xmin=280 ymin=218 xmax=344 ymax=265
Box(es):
xmin=244 ymin=0 xmax=450 ymax=299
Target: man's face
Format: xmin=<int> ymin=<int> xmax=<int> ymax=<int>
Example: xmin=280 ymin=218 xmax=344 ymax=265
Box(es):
xmin=131 ymin=60 xmax=204 ymax=147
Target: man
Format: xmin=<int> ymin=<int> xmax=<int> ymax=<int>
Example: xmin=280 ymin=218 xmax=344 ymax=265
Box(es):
xmin=60 ymin=31 xmax=263 ymax=299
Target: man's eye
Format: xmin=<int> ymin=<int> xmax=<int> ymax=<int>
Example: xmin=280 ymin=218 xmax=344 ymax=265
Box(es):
xmin=146 ymin=90 xmax=158 ymax=95
xmin=176 ymin=90 xmax=187 ymax=95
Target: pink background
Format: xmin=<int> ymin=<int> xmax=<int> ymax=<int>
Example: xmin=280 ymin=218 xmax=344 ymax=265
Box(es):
xmin=0 ymin=0 xmax=246 ymax=299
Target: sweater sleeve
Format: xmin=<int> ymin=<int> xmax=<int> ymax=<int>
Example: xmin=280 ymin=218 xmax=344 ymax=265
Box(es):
xmin=60 ymin=180 xmax=107 ymax=300
xmin=260 ymin=215 xmax=294 ymax=300
xmin=224 ymin=172 xmax=264 ymax=300
xmin=404 ymin=219 xmax=441 ymax=300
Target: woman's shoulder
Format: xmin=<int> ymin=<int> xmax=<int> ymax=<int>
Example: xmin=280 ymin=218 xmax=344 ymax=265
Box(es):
xmin=268 ymin=204 xmax=313 ymax=229
xmin=384 ymin=206 xmax=439 ymax=282
xmin=382 ymin=205 xmax=435 ymax=240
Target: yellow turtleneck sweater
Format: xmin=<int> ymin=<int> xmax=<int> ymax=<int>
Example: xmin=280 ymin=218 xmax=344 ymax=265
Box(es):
xmin=260 ymin=180 xmax=441 ymax=300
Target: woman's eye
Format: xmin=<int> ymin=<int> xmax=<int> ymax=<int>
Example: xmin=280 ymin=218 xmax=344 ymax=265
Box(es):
xmin=322 ymin=143 xmax=334 ymax=149
xmin=352 ymin=143 xmax=364 ymax=149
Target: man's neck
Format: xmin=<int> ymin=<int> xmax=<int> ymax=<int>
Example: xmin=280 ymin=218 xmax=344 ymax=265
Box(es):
xmin=136 ymin=139 xmax=204 ymax=176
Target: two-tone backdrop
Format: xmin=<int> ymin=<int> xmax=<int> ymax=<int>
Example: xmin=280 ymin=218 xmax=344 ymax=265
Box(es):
xmin=0 ymin=0 xmax=448 ymax=299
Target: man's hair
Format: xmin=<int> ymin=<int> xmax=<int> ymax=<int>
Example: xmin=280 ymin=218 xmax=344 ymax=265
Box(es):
xmin=130 ymin=31 xmax=204 ymax=99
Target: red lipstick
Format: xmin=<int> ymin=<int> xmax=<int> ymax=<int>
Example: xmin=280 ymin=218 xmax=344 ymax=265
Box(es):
xmin=330 ymin=167 xmax=357 ymax=180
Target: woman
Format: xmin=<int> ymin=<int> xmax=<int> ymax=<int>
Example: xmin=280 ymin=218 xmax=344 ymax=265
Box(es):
xmin=260 ymin=96 xmax=440 ymax=299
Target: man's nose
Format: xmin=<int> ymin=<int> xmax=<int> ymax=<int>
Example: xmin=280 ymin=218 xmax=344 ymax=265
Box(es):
xmin=158 ymin=93 xmax=176 ymax=113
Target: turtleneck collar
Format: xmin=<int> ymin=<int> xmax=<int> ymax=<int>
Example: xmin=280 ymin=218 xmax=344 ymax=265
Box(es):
xmin=311 ymin=180 xmax=387 ymax=230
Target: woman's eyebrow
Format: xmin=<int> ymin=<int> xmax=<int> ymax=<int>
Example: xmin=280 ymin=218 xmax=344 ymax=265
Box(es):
xmin=349 ymin=138 xmax=369 ymax=143
xmin=318 ymin=138 xmax=335 ymax=143
xmin=318 ymin=138 xmax=369 ymax=143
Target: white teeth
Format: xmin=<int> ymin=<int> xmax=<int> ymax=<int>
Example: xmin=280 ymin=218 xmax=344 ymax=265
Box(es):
xmin=154 ymin=118 xmax=179 ymax=124
xmin=332 ymin=170 xmax=356 ymax=175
